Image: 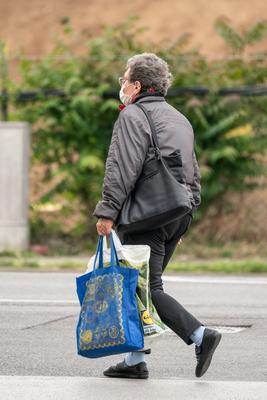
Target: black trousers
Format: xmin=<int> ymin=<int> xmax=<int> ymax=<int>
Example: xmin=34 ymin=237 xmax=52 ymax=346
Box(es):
xmin=116 ymin=213 xmax=203 ymax=346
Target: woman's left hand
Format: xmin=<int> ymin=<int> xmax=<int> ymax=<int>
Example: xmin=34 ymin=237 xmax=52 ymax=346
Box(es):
xmin=96 ymin=218 xmax=114 ymax=236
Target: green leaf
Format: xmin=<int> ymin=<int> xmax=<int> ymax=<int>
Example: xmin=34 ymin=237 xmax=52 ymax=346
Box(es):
xmin=214 ymin=16 xmax=244 ymax=52
xmin=204 ymin=110 xmax=244 ymax=139
xmin=78 ymin=154 xmax=103 ymax=170
xmin=244 ymin=20 xmax=267 ymax=45
xmin=209 ymin=146 xmax=239 ymax=163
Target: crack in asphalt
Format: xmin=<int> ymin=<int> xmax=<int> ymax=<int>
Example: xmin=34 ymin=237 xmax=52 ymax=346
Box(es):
xmin=21 ymin=314 xmax=76 ymax=330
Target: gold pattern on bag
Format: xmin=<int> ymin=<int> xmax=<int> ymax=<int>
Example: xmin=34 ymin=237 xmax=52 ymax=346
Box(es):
xmin=109 ymin=325 xmax=119 ymax=339
xmin=94 ymin=300 xmax=108 ymax=313
xmin=79 ymin=273 xmax=126 ymax=350
xmin=80 ymin=329 xmax=93 ymax=343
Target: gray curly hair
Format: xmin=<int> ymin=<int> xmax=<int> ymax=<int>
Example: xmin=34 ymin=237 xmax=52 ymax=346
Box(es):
xmin=126 ymin=53 xmax=173 ymax=96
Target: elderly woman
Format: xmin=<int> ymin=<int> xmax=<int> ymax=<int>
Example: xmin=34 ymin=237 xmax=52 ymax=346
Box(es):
xmin=92 ymin=53 xmax=221 ymax=379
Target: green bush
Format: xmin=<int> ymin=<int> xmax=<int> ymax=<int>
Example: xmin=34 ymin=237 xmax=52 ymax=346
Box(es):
xmin=7 ymin=15 xmax=267 ymax=233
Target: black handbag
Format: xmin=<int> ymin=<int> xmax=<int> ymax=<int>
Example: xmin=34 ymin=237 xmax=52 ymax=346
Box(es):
xmin=115 ymin=103 xmax=192 ymax=234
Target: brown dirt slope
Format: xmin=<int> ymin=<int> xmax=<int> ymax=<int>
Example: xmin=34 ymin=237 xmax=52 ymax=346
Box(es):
xmin=1 ymin=0 xmax=266 ymax=58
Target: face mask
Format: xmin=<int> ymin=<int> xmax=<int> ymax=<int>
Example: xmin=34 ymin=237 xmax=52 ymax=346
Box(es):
xmin=119 ymin=83 xmax=135 ymax=105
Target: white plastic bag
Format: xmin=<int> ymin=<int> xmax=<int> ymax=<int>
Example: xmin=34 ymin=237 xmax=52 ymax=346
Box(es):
xmin=86 ymin=229 xmax=151 ymax=271
xmin=86 ymin=229 xmax=168 ymax=349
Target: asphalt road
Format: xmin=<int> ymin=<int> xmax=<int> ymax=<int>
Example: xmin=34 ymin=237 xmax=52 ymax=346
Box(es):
xmin=0 ymin=270 xmax=266 ymax=399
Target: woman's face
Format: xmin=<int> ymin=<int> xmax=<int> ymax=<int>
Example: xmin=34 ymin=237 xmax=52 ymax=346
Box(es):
xmin=120 ymin=68 xmax=141 ymax=97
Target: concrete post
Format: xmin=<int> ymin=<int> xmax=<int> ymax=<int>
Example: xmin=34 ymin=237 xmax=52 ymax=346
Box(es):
xmin=0 ymin=122 xmax=30 ymax=251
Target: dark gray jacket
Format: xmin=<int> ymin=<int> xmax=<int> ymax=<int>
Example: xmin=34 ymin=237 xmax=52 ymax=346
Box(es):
xmin=92 ymin=94 xmax=201 ymax=223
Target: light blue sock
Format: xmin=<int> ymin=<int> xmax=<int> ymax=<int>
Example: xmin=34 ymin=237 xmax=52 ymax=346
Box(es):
xmin=124 ymin=351 xmax=145 ymax=366
xmin=190 ymin=325 xmax=206 ymax=347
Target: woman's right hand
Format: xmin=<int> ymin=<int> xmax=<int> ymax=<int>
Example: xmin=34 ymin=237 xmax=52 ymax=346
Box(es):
xmin=177 ymin=238 xmax=183 ymax=245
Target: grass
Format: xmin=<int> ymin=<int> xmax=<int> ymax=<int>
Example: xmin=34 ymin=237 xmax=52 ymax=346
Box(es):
xmin=0 ymin=259 xmax=41 ymax=269
xmin=0 ymin=257 xmax=267 ymax=274
xmin=1 ymin=237 xmax=267 ymax=274
xmin=167 ymin=259 xmax=267 ymax=274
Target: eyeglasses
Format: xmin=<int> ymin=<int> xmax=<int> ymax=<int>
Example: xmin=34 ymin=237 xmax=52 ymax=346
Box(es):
xmin=118 ymin=77 xmax=128 ymax=86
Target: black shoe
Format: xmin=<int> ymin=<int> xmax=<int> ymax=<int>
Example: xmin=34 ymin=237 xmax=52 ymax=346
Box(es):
xmin=103 ymin=360 xmax=149 ymax=379
xmin=195 ymin=328 xmax=222 ymax=378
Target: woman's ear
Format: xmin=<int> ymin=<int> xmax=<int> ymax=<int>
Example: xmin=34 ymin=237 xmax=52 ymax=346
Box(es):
xmin=135 ymin=81 xmax=141 ymax=93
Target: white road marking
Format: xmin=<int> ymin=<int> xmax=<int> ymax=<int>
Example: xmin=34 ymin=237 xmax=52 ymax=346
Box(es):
xmin=0 ymin=299 xmax=78 ymax=305
xmin=163 ymin=275 xmax=267 ymax=285
xmin=0 ymin=275 xmax=266 ymax=305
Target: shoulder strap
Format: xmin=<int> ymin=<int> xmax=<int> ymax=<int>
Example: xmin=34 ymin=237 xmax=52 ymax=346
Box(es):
xmin=135 ymin=103 xmax=162 ymax=160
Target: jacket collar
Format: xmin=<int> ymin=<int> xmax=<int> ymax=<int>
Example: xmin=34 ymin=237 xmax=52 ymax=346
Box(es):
xmin=132 ymin=91 xmax=166 ymax=104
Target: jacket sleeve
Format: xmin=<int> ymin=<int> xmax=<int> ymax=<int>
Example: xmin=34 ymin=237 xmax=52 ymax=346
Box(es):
xmin=92 ymin=106 xmax=151 ymax=222
xmin=190 ymin=149 xmax=201 ymax=212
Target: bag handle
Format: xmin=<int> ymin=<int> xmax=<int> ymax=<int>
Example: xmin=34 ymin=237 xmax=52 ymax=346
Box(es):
xmin=103 ymin=228 xmax=123 ymax=252
xmin=93 ymin=235 xmax=104 ymax=271
xmin=93 ymin=231 xmax=120 ymax=271
xmin=135 ymin=103 xmax=162 ymax=160
xmin=109 ymin=232 xmax=120 ymax=267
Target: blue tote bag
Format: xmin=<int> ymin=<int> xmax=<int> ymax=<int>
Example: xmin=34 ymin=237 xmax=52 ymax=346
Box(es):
xmin=76 ymin=231 xmax=144 ymax=358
